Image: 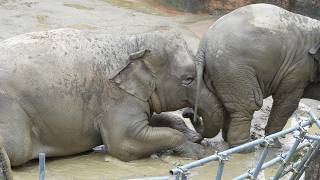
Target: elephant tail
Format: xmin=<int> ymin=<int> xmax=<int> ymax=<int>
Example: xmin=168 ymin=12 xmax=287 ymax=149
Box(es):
xmin=193 ymin=48 xmax=205 ymax=125
xmin=0 ymin=141 xmax=12 ymax=180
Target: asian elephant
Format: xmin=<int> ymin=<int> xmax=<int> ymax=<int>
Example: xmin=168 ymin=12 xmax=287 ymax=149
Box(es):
xmin=193 ymin=4 xmax=320 ymax=148
xmin=0 ymin=28 xmax=224 ymax=179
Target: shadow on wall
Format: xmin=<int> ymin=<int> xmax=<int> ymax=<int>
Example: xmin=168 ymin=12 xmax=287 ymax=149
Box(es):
xmin=157 ymin=0 xmax=320 ymax=19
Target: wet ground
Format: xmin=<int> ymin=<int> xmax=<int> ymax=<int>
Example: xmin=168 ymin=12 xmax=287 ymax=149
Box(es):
xmin=1 ymin=0 xmax=319 ymax=179
xmin=12 ymin=106 xmax=319 ymax=180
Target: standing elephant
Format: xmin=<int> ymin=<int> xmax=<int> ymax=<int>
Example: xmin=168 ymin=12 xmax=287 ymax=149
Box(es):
xmin=194 ymin=4 xmax=320 ymax=148
xmin=0 ymin=29 xmax=225 ymax=179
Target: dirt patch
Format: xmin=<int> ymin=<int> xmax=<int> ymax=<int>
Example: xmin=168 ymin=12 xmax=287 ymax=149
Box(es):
xmin=186 ymin=18 xmax=216 ymax=38
xmin=63 ymin=3 xmax=94 ymax=10
xmin=68 ymin=24 xmax=97 ymax=30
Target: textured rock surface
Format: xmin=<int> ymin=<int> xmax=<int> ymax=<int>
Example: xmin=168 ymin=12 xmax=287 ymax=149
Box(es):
xmin=157 ymin=0 xmax=320 ymax=19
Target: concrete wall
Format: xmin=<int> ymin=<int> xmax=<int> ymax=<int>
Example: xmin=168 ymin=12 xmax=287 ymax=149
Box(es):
xmin=157 ymin=0 xmax=320 ymax=19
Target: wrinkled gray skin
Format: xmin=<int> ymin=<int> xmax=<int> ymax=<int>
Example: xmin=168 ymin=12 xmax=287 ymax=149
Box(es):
xmin=0 ymin=29 xmax=224 ymax=179
xmin=194 ymin=4 xmax=320 ymax=147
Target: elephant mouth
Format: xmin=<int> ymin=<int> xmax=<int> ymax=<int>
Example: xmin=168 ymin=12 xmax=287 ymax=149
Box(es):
xmin=199 ymin=105 xmax=225 ymax=131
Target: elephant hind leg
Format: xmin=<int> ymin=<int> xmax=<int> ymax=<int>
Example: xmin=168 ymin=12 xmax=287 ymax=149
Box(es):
xmin=265 ymin=64 xmax=310 ymax=136
xmin=0 ymin=142 xmax=12 ymax=180
xmin=0 ymin=93 xmax=33 ymax=167
xmin=210 ymin=66 xmax=263 ymax=146
xmin=265 ymin=87 xmax=305 ymax=136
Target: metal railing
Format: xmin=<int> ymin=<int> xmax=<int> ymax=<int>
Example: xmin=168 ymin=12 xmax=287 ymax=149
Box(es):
xmin=139 ymin=103 xmax=320 ymax=180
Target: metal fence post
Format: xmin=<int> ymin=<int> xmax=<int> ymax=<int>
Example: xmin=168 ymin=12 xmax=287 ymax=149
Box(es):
xmin=251 ymin=138 xmax=271 ymax=179
xmin=292 ymin=142 xmax=320 ymax=180
xmin=215 ymin=154 xmax=227 ymax=180
xmin=289 ymin=141 xmax=320 ymax=180
xmin=272 ymin=127 xmax=306 ymax=180
xmin=39 ymin=153 xmax=45 ymax=180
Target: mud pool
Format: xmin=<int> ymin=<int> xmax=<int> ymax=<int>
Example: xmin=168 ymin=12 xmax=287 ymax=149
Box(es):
xmin=12 ymin=106 xmax=319 ymax=179
xmin=0 ymin=0 xmax=319 ymax=179
xmin=11 ymin=148 xmax=279 ymax=179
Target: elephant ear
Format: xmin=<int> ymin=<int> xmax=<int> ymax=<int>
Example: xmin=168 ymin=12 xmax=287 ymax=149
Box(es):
xmin=110 ymin=49 xmax=155 ymax=101
xmin=309 ymin=42 xmax=320 ymax=62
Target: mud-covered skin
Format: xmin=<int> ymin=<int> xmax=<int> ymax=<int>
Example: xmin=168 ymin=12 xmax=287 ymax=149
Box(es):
xmin=195 ymin=4 xmax=320 ymax=147
xmin=0 ymin=29 xmax=224 ymax=179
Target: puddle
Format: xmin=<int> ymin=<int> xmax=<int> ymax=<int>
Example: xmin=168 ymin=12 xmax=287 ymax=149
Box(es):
xmin=11 ymin=148 xmax=288 ymax=179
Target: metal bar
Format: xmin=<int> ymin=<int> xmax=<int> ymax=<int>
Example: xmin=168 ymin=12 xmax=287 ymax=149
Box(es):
xmin=252 ymin=144 xmax=269 ymax=179
xmin=292 ymin=142 xmax=320 ymax=180
xmin=288 ymin=141 xmax=319 ymax=180
xmin=281 ymin=160 xmax=301 ymax=177
xmin=272 ymin=130 xmax=305 ymax=180
xmin=304 ymin=135 xmax=320 ymax=141
xmin=233 ymin=143 xmax=310 ymax=180
xmin=215 ymin=159 xmax=225 ymax=180
xmin=39 ymin=153 xmax=45 ymax=180
xmin=181 ymin=173 xmax=188 ymax=180
xmin=130 ymin=176 xmax=171 ymax=180
xmin=170 ymin=119 xmax=313 ymax=175
xmin=300 ymin=103 xmax=320 ymax=128
xmin=315 ymin=119 xmax=320 ymax=129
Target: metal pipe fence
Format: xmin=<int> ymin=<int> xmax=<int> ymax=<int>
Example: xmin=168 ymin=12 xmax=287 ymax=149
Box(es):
xmin=140 ymin=103 xmax=320 ymax=180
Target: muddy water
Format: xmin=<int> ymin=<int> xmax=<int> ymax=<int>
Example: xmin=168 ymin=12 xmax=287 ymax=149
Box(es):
xmin=12 ymin=148 xmax=278 ymax=179
xmin=13 ymin=110 xmax=319 ymax=180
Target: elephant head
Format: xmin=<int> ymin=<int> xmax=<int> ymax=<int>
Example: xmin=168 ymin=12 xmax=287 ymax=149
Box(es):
xmin=111 ymin=31 xmax=224 ymax=134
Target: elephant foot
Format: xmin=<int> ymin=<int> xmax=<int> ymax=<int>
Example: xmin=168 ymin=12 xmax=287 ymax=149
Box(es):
xmin=173 ymin=141 xmax=215 ymax=159
xmin=270 ymin=138 xmax=282 ymax=148
xmin=183 ymin=129 xmax=203 ymax=143
xmin=260 ymin=138 xmax=282 ymax=148
xmin=229 ymin=139 xmax=256 ymax=154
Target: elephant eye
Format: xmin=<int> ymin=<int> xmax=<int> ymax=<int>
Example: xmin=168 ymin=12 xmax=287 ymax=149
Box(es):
xmin=182 ymin=77 xmax=194 ymax=87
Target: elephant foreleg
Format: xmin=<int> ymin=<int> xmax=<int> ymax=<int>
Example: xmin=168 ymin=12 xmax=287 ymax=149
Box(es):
xmin=100 ymin=98 xmax=213 ymax=161
xmin=149 ymin=112 xmax=203 ymax=143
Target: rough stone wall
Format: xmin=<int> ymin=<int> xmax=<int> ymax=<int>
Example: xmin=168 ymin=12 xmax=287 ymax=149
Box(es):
xmin=293 ymin=0 xmax=320 ymax=19
xmin=208 ymin=0 xmax=289 ymax=12
xmin=157 ymin=0 xmax=320 ymax=19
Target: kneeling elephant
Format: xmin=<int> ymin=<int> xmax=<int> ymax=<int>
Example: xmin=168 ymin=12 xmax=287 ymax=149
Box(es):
xmin=0 ymin=29 xmax=225 ymax=179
